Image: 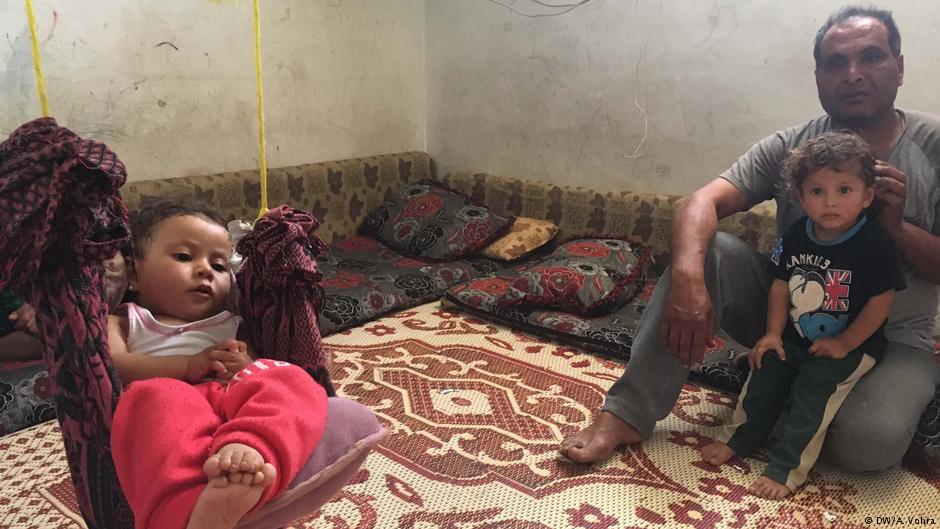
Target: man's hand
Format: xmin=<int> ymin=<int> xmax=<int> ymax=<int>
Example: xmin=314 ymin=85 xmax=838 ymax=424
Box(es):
xmin=873 ymin=161 xmax=907 ymax=237
xmin=8 ymin=303 xmax=38 ymax=337
xmin=209 ymin=339 xmax=253 ymax=380
xmin=748 ymin=334 xmax=785 ymax=371
xmin=809 ymin=336 xmax=849 ymax=359
xmin=660 ymin=277 xmax=715 ymax=368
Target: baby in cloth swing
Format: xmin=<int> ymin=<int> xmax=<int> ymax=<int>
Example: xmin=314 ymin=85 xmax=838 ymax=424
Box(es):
xmin=108 ymin=202 xmax=328 ymax=529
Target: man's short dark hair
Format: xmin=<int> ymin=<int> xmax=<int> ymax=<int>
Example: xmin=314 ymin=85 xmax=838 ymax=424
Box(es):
xmin=130 ymin=200 xmax=228 ymax=259
xmin=780 ymin=131 xmax=877 ymax=197
xmin=813 ymin=5 xmax=901 ymax=65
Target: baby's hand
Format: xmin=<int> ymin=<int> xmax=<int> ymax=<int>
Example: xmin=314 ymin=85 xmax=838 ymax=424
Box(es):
xmin=9 ymin=303 xmax=38 ymax=337
xmin=209 ymin=339 xmax=253 ymax=379
xmin=186 ymin=347 xmax=228 ymax=383
xmin=809 ymin=337 xmax=849 ymax=359
xmin=748 ymin=334 xmax=785 ymax=371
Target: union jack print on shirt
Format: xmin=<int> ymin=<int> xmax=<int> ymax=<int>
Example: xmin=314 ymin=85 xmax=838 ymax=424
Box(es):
xmin=824 ymin=269 xmax=852 ymax=311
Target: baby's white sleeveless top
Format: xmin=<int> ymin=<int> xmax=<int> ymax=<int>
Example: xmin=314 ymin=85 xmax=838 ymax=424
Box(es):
xmin=124 ymin=302 xmax=241 ymax=357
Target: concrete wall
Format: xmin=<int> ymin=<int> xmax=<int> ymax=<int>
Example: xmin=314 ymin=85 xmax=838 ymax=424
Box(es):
xmin=1 ymin=0 xmax=425 ymax=182
xmin=5 ymin=1 xmax=938 ymax=193
xmin=426 ymin=0 xmax=940 ymax=196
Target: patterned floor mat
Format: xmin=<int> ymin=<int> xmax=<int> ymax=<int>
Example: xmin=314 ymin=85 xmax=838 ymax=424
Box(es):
xmin=1 ymin=303 xmax=937 ymax=529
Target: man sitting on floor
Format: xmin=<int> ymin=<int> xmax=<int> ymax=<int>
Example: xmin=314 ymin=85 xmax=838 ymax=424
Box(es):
xmin=560 ymin=4 xmax=940 ymax=474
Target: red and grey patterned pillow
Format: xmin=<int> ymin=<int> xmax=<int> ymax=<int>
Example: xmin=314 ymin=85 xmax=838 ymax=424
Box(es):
xmin=499 ymin=238 xmax=652 ymax=316
xmin=359 ymin=181 xmax=513 ymax=261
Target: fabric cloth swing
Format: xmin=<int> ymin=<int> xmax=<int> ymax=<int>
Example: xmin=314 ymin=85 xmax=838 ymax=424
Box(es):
xmin=1 ymin=3 xmax=367 ymax=528
xmin=0 ymin=117 xmax=134 ymax=528
xmin=236 ymin=206 xmax=336 ymax=396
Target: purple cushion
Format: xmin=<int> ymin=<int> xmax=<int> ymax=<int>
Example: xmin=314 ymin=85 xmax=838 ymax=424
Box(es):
xmin=360 ymin=181 xmax=513 ymax=261
xmin=236 ymin=397 xmax=386 ymax=529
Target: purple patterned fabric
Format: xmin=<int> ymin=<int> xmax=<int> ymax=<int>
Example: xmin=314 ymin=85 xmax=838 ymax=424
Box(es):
xmin=0 ymin=117 xmax=133 ymax=528
xmin=236 ymin=206 xmax=335 ymax=396
xmin=359 ymin=180 xmax=513 ymax=261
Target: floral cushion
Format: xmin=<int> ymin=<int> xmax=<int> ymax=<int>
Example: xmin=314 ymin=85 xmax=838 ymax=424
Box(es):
xmin=499 ymin=238 xmax=652 ymax=316
xmin=0 ymin=361 xmax=55 ymax=436
xmin=907 ymin=385 xmax=940 ymax=477
xmin=481 ymin=217 xmax=558 ymax=261
xmin=445 ymin=278 xmax=656 ymax=362
xmin=359 ymin=181 xmax=513 ymax=261
xmin=319 ymin=236 xmax=506 ymax=335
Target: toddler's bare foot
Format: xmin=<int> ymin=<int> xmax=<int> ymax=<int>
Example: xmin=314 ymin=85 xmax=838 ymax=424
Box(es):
xmin=749 ymin=476 xmax=791 ymax=500
xmin=700 ymin=442 xmax=735 ymax=466
xmin=186 ymin=444 xmax=277 ymax=529
xmin=560 ymin=411 xmax=644 ymax=464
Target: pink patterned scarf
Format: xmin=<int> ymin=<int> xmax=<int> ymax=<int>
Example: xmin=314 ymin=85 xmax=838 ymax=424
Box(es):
xmin=236 ymin=205 xmax=334 ymax=396
xmin=0 ymin=117 xmax=134 ymax=528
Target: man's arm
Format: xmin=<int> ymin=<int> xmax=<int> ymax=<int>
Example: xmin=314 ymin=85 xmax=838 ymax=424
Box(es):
xmin=874 ymin=162 xmax=940 ymax=284
xmin=661 ymin=178 xmax=750 ymax=367
xmin=670 ymin=178 xmax=752 ymax=277
xmin=889 ymin=223 xmax=940 ymax=284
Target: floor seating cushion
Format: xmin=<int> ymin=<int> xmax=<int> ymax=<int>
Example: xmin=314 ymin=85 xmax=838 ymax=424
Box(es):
xmin=0 ymin=361 xmax=55 ymax=436
xmin=444 ymin=269 xmax=655 ymax=364
xmin=319 ymin=236 xmax=506 ymax=335
xmin=498 ymin=238 xmax=652 ymax=316
xmin=359 ymin=180 xmax=513 ymax=261
xmin=480 ymin=217 xmax=559 ymax=261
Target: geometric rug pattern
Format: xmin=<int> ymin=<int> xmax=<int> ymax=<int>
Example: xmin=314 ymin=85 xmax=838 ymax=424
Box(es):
xmin=1 ymin=302 xmax=937 ymax=528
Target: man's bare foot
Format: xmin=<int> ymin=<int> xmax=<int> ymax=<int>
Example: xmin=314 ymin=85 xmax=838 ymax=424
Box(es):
xmin=748 ymin=476 xmax=791 ymax=500
xmin=560 ymin=411 xmax=644 ymax=463
xmin=700 ymin=442 xmax=735 ymax=466
xmin=186 ymin=444 xmax=278 ymax=529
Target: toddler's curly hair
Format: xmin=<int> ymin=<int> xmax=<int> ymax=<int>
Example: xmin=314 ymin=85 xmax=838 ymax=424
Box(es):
xmin=780 ymin=131 xmax=877 ymax=197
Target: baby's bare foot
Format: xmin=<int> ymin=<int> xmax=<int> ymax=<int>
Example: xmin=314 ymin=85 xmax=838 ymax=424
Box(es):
xmin=186 ymin=477 xmax=263 ymax=529
xmin=749 ymin=476 xmax=791 ymax=500
xmin=204 ymin=443 xmax=265 ymax=478
xmin=187 ymin=445 xmax=278 ymax=529
xmin=700 ymin=442 xmax=735 ymax=466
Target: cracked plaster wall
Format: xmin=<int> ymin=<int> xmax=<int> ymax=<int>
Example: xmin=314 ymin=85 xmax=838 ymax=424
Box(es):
xmin=0 ymin=0 xmax=425 ymax=182
xmin=426 ymin=0 xmax=940 ymax=195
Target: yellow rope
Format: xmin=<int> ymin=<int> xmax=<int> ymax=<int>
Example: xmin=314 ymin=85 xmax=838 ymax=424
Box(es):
xmin=253 ymin=0 xmax=269 ymax=219
xmin=25 ymin=0 xmax=50 ymax=117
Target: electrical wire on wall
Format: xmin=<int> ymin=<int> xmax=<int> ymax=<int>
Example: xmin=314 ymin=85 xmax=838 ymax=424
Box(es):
xmin=623 ymin=0 xmax=661 ymax=160
xmin=623 ymin=0 xmax=652 ymax=159
xmin=485 ymin=0 xmax=591 ymax=18
xmin=485 ymin=0 xmax=655 ymax=160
